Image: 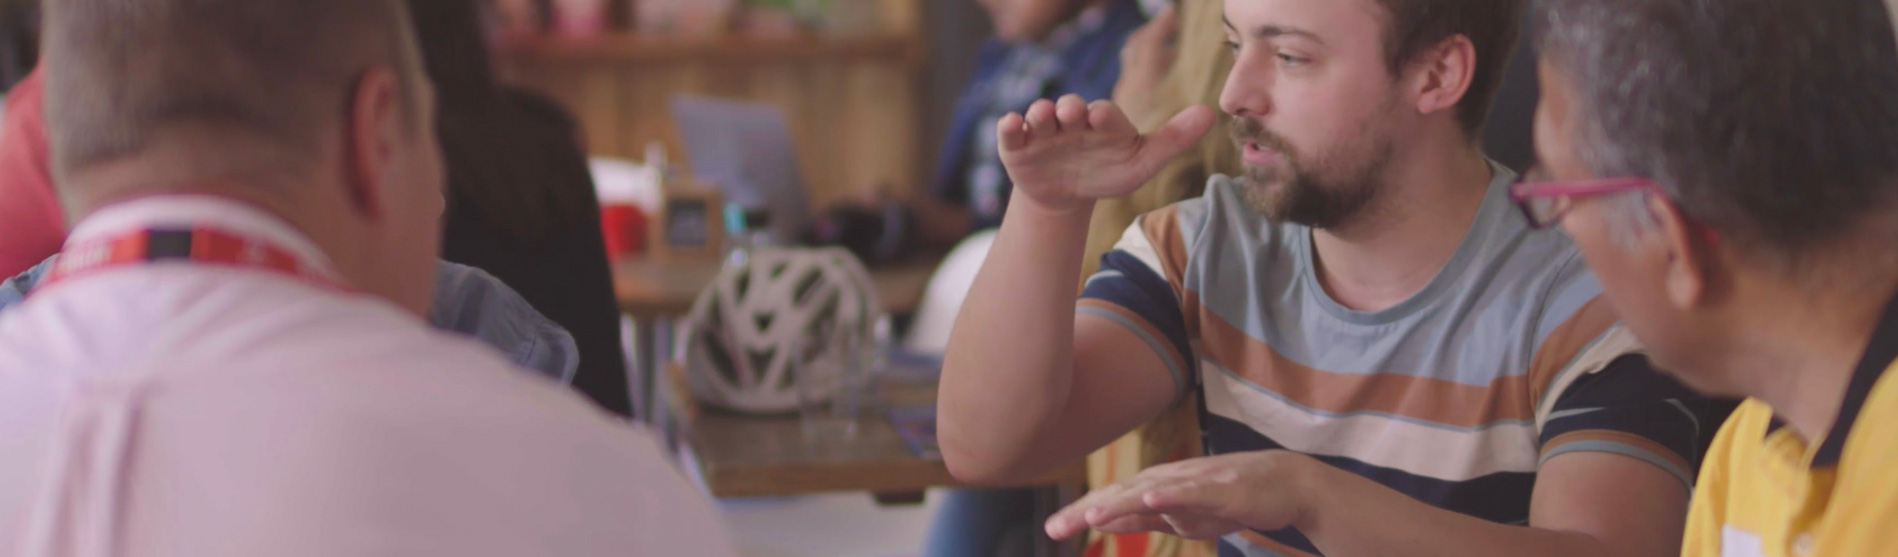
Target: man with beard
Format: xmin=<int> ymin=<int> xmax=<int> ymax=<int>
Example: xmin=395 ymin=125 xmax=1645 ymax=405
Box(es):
xmin=937 ymin=0 xmax=1703 ymax=555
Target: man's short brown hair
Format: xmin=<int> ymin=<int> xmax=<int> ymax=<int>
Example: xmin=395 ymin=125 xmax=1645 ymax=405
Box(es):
xmin=1373 ymin=0 xmax=1525 ymax=136
xmin=41 ymin=0 xmax=425 ymax=186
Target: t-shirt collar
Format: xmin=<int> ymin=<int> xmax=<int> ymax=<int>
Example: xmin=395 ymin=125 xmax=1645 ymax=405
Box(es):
xmin=1765 ymin=284 xmax=1898 ymax=467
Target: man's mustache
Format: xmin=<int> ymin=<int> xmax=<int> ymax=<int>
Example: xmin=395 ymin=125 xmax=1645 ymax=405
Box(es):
xmin=1229 ymin=117 xmax=1294 ymax=158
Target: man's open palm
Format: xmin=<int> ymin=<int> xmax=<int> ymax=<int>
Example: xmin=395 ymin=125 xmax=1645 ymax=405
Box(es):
xmin=998 ymin=95 xmax=1218 ymax=209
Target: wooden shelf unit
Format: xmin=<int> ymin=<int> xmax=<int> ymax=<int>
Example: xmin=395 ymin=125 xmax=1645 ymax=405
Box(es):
xmin=491 ymin=0 xmax=927 ymax=204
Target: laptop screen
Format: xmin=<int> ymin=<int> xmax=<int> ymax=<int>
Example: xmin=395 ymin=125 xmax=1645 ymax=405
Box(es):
xmin=670 ymin=95 xmax=812 ymax=243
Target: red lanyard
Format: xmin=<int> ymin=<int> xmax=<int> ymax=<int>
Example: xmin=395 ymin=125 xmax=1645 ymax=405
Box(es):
xmin=39 ymin=227 xmax=341 ymax=291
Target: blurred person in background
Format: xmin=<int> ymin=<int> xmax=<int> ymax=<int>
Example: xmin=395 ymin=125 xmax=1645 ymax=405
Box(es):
xmin=1526 ymin=0 xmax=1898 ymax=554
xmin=0 ymin=1 xmax=58 ymax=278
xmin=0 ymin=0 xmax=733 ymax=554
xmin=415 ymin=0 xmax=633 ymax=417
xmin=809 ymin=0 xmax=1147 ymax=263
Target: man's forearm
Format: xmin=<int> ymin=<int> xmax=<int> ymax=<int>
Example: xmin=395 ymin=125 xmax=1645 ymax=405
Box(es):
xmin=938 ymin=194 xmax=1098 ymax=483
xmin=1291 ymin=457 xmax=1623 ymax=557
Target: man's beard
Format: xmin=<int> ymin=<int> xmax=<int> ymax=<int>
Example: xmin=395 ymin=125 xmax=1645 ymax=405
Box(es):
xmin=1229 ymin=116 xmax=1396 ymax=230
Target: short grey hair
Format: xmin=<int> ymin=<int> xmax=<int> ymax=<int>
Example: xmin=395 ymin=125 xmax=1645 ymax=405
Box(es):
xmin=42 ymin=0 xmax=427 ymax=188
xmin=1534 ymin=0 xmax=1898 ymax=268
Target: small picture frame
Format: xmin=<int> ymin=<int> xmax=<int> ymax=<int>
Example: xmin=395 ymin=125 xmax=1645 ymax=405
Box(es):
xmin=651 ymin=181 xmax=724 ymax=260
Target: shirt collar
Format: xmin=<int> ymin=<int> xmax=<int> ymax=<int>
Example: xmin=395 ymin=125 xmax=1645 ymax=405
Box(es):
xmin=1765 ymin=284 xmax=1898 ymax=466
xmin=65 ymin=195 xmax=340 ymax=280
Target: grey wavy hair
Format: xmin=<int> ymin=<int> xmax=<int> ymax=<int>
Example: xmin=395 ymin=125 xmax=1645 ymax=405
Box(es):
xmin=1533 ymin=0 xmax=1898 ymax=270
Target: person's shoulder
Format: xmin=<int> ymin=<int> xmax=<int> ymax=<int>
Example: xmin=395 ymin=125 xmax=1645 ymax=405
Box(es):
xmin=1475 ymin=182 xmax=1587 ymax=287
xmin=0 ymin=66 xmax=45 ymax=152
xmin=1116 ymin=175 xmax=1295 ymax=288
xmin=169 ymin=324 xmax=728 ymax=555
xmin=1464 ymin=187 xmax=1598 ymax=325
xmin=4 ymin=67 xmax=41 ymax=117
xmin=1461 ymin=163 xmax=1568 ymax=259
xmin=131 ymin=274 xmax=564 ymax=403
xmin=226 ymin=301 xmax=652 ymax=457
xmin=2 ymin=269 xmax=646 ymax=453
xmin=306 ymin=310 xmax=601 ymax=418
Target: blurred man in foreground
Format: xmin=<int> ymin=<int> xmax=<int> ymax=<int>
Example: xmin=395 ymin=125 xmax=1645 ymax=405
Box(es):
xmin=0 ymin=0 xmax=734 ymax=555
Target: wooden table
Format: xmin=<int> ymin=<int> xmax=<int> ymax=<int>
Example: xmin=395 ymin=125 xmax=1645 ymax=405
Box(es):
xmin=629 ymin=257 xmax=1087 ymax=557
xmin=685 ymin=382 xmax=1084 ymax=502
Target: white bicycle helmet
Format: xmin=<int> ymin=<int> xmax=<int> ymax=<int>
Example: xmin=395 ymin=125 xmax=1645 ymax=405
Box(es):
xmin=676 ymin=247 xmax=882 ymax=413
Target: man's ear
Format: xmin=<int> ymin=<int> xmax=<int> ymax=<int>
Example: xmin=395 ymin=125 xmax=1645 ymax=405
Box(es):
xmin=1409 ymin=35 xmax=1476 ymax=120
xmin=1643 ymin=194 xmax=1715 ymax=311
xmin=343 ymin=67 xmax=404 ymax=221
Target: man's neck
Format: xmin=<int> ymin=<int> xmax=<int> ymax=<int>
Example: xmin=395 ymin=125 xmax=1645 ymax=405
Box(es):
xmin=1311 ymin=142 xmax=1493 ymax=313
xmin=1723 ymin=276 xmax=1898 ymax=445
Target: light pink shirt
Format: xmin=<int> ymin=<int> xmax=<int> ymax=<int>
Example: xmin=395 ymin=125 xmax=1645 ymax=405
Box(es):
xmin=0 ymin=197 xmax=736 ymax=557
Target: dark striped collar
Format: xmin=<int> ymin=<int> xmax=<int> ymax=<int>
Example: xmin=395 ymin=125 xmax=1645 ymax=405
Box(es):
xmin=1765 ymin=290 xmax=1898 ymax=467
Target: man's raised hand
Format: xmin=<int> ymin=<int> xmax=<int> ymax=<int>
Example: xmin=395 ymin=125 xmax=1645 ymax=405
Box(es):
xmin=997 ymin=94 xmax=1218 ymax=211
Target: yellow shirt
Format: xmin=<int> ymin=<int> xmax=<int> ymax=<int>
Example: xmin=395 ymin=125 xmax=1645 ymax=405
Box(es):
xmin=1683 ymin=356 xmax=1898 ymax=556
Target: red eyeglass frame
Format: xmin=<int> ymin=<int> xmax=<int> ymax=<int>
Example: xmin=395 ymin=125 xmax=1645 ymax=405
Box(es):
xmin=1508 ymin=174 xmax=1722 ymax=247
xmin=1508 ymin=176 xmax=1665 ymax=229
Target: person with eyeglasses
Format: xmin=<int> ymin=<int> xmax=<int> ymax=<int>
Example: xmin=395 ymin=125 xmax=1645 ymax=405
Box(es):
xmin=1520 ymin=0 xmax=1898 ymax=555
xmin=936 ymin=0 xmax=1708 ymax=554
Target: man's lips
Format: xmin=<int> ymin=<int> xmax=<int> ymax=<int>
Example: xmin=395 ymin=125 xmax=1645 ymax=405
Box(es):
xmin=1241 ymin=141 xmax=1283 ymax=166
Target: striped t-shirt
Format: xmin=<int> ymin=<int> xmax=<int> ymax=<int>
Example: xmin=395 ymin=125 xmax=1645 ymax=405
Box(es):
xmin=1080 ymin=166 xmax=1703 ymax=557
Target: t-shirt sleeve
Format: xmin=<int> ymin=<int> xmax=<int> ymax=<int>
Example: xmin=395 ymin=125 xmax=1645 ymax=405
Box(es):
xmin=1078 ymin=213 xmax=1196 ymax=397
xmin=1537 ymin=352 xmax=1705 ymax=489
xmin=1523 ymin=253 xmax=1703 ymax=488
xmin=1528 ymin=257 xmax=1704 ymax=488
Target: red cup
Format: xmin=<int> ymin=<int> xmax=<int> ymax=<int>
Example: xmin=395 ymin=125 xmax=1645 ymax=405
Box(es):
xmin=600 ymin=204 xmax=648 ymax=257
